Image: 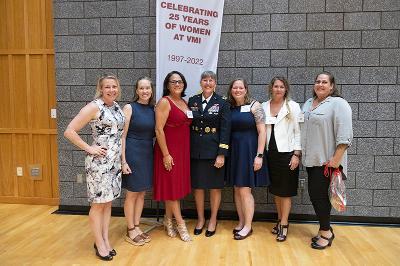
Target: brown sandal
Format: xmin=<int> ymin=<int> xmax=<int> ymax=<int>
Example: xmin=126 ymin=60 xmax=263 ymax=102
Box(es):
xmin=135 ymin=224 xmax=151 ymax=243
xmin=125 ymin=227 xmax=145 ymax=246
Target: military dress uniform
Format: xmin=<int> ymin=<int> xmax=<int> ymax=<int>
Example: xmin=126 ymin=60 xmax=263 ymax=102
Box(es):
xmin=188 ymin=93 xmax=231 ymax=189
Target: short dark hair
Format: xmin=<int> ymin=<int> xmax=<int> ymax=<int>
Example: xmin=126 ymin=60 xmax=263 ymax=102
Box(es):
xmin=162 ymin=71 xmax=187 ymax=97
xmin=200 ymin=70 xmax=217 ymax=82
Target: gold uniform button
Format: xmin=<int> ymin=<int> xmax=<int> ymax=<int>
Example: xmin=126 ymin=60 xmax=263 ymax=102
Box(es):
xmin=205 ymin=127 xmax=210 ymax=133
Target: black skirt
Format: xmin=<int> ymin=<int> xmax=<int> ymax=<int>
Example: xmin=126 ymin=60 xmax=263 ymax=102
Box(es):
xmin=191 ymin=159 xmax=225 ymax=189
xmin=267 ymin=150 xmax=299 ymax=197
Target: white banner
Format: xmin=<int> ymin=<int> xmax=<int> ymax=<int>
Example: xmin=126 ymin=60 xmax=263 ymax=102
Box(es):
xmin=156 ymin=0 xmax=225 ymax=99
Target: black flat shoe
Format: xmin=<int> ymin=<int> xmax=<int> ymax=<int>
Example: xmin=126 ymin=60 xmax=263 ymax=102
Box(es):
xmin=205 ymin=223 xmax=217 ymax=237
xmin=234 ymin=228 xmax=253 ymax=240
xmin=311 ymin=233 xmax=335 ymax=250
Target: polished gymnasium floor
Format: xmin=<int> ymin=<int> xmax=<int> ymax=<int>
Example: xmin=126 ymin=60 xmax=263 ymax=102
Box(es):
xmin=1 ymin=204 xmax=399 ymax=265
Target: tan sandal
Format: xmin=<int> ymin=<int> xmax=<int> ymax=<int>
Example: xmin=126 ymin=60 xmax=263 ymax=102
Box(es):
xmin=135 ymin=224 xmax=151 ymax=243
xmin=176 ymin=221 xmax=192 ymax=242
xmin=163 ymin=215 xmax=177 ymax=238
xmin=125 ymin=227 xmax=145 ymax=246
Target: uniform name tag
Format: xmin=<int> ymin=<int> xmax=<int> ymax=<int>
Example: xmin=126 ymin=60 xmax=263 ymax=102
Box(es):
xmin=240 ymin=105 xmax=251 ymax=112
xmin=265 ymin=116 xmax=277 ymax=124
xmin=298 ymin=113 xmax=305 ymax=123
xmin=186 ymin=111 xmax=193 ymax=118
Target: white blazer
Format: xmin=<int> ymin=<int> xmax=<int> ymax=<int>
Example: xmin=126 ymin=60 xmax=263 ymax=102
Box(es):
xmin=262 ymin=99 xmax=301 ymax=152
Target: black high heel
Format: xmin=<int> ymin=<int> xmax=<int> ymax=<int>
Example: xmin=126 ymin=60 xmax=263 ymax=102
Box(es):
xmin=205 ymin=222 xmax=217 ymax=237
xmin=194 ymin=221 xmax=205 ymax=235
xmin=94 ymin=244 xmax=116 ymax=258
xmin=311 ymin=227 xmax=333 ymax=243
xmin=276 ymin=224 xmax=289 ymax=242
xmin=93 ymin=244 xmax=113 ymax=261
xmin=271 ymin=219 xmax=281 ymax=235
xmin=311 ymin=232 xmax=335 ymax=250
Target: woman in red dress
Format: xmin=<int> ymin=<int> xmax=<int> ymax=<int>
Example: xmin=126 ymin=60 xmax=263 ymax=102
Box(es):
xmin=153 ymin=71 xmax=192 ymax=241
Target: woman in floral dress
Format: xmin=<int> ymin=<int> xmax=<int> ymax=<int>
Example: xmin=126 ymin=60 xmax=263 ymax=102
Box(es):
xmin=64 ymin=74 xmax=125 ymax=261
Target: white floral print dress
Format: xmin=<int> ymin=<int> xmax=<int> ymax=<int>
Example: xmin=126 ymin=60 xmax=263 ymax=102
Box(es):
xmin=85 ymin=99 xmax=125 ymax=203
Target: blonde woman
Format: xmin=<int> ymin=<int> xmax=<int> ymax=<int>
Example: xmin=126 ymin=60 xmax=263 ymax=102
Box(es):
xmin=262 ymin=76 xmax=301 ymax=242
xmin=64 ymin=74 xmax=125 ymax=261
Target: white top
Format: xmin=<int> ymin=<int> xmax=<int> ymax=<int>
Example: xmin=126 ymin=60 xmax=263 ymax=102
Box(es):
xmin=262 ymin=99 xmax=301 ymax=152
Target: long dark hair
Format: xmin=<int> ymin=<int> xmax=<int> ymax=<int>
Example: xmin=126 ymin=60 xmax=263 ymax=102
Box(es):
xmin=226 ymin=78 xmax=252 ymax=106
xmin=313 ymin=71 xmax=341 ymax=98
xmin=162 ymin=71 xmax=187 ymax=97
xmin=132 ymin=76 xmax=155 ymax=106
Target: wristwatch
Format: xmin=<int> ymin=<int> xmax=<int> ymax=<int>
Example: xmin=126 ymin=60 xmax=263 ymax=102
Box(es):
xmin=257 ymin=153 xmax=264 ymax=158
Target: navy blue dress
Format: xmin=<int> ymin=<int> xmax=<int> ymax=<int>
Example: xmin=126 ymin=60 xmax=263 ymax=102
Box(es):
xmin=226 ymin=105 xmax=270 ymax=187
xmin=122 ymin=102 xmax=155 ymax=192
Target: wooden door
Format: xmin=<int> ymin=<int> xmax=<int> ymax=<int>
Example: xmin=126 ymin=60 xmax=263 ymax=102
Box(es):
xmin=0 ymin=0 xmax=58 ymax=205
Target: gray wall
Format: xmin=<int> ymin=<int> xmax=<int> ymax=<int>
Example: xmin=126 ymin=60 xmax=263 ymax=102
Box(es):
xmin=54 ymin=0 xmax=400 ymax=219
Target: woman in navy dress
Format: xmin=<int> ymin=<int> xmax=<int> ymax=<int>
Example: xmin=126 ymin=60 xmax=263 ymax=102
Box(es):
xmin=121 ymin=77 xmax=155 ymax=246
xmin=226 ymin=78 xmax=270 ymax=240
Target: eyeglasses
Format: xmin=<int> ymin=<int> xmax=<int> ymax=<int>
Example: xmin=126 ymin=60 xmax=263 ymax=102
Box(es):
xmin=169 ymin=80 xmax=184 ymax=85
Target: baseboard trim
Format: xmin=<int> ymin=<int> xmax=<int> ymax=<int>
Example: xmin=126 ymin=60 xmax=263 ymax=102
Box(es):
xmin=55 ymin=205 xmax=400 ymax=227
xmin=0 ymin=197 xmax=59 ymax=205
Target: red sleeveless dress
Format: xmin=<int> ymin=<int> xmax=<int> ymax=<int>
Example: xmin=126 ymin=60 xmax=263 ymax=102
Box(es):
xmin=153 ymin=97 xmax=192 ymax=201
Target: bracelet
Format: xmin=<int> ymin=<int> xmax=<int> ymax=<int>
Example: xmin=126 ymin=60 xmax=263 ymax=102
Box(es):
xmin=122 ymin=161 xmax=128 ymax=165
xmin=163 ymin=154 xmax=170 ymax=158
xmin=293 ymin=154 xmax=301 ymax=158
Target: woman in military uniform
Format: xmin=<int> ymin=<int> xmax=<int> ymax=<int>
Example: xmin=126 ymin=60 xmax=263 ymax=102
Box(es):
xmin=188 ymin=71 xmax=231 ymax=237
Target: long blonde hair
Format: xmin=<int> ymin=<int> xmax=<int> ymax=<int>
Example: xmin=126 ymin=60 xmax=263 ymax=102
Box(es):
xmin=268 ymin=76 xmax=292 ymax=121
xmin=94 ymin=73 xmax=122 ymax=100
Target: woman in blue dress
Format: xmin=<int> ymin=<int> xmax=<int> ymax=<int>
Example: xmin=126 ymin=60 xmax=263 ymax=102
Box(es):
xmin=121 ymin=77 xmax=155 ymax=246
xmin=226 ymin=78 xmax=270 ymax=240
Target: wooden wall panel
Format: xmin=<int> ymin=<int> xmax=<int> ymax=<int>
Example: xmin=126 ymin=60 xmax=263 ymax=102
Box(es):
xmin=31 ymin=55 xmax=49 ymax=129
xmin=0 ymin=135 xmax=14 ymax=196
xmin=0 ymin=0 xmax=8 ymax=49
xmin=14 ymin=134 xmax=33 ymax=197
xmin=50 ymin=135 xmax=59 ymax=198
xmin=0 ymin=55 xmax=11 ymax=128
xmin=12 ymin=0 xmax=25 ymax=49
xmin=47 ymin=55 xmax=56 ymax=129
xmin=12 ymin=55 xmax=28 ymax=128
xmin=0 ymin=0 xmax=58 ymax=205
xmin=32 ymin=134 xmax=52 ymax=198
xmin=27 ymin=0 xmax=44 ymax=49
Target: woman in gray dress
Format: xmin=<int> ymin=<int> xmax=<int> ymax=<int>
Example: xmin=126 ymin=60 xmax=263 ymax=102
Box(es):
xmin=64 ymin=74 xmax=125 ymax=261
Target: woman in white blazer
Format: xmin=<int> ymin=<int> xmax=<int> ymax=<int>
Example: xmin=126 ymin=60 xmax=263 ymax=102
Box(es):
xmin=262 ymin=76 xmax=301 ymax=242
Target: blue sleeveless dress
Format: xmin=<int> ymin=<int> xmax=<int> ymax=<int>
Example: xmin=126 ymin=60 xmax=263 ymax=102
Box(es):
xmin=226 ymin=104 xmax=270 ymax=187
xmin=122 ymin=102 xmax=155 ymax=192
